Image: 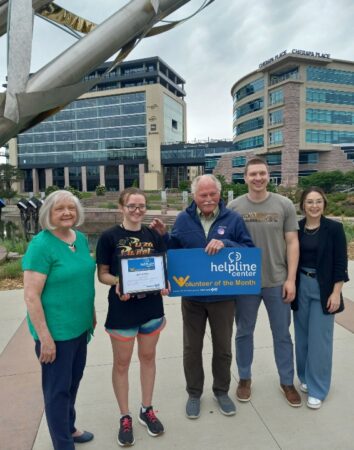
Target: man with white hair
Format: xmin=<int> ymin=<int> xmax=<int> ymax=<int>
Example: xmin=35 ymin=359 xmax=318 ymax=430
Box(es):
xmin=151 ymin=174 xmax=253 ymax=419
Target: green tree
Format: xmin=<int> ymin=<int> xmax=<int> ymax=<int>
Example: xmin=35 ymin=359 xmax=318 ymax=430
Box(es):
xmin=45 ymin=185 xmax=60 ymax=196
xmin=215 ymin=174 xmax=248 ymax=201
xmin=0 ymin=164 xmax=24 ymax=199
xmin=64 ymin=185 xmax=82 ymax=199
xmin=343 ymin=170 xmax=354 ymax=187
xmin=299 ymin=170 xmax=344 ymax=193
xmin=179 ymin=180 xmax=191 ymax=192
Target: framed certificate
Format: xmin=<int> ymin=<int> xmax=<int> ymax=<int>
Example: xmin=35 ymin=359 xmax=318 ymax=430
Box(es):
xmin=118 ymin=253 xmax=168 ymax=295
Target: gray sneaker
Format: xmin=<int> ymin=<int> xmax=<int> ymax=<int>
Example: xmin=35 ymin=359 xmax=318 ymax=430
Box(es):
xmin=214 ymin=394 xmax=236 ymax=416
xmin=185 ymin=396 xmax=200 ymax=419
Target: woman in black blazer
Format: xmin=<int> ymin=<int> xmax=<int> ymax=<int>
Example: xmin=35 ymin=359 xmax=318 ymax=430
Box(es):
xmin=292 ymin=187 xmax=348 ymax=410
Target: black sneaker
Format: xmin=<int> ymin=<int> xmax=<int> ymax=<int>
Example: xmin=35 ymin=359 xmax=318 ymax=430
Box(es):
xmin=138 ymin=406 xmax=164 ymax=437
xmin=117 ymin=415 xmax=135 ymax=447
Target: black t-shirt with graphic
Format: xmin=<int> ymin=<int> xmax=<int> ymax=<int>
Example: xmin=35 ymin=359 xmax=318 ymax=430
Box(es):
xmin=96 ymin=225 xmax=166 ymax=329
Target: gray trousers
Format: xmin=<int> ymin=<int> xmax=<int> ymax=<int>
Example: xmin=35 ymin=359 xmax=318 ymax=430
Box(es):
xmin=182 ymin=299 xmax=235 ymax=398
xmin=235 ymin=286 xmax=294 ymax=385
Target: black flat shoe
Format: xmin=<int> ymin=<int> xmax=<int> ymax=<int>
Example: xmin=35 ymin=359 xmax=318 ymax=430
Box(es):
xmin=73 ymin=431 xmax=94 ymax=443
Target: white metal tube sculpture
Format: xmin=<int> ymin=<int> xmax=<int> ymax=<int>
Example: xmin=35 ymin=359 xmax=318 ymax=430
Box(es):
xmin=0 ymin=0 xmax=213 ymax=146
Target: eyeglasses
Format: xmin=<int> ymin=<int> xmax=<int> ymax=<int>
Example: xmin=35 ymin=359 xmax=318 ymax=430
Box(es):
xmin=124 ymin=204 xmax=147 ymax=212
xmin=305 ymin=199 xmax=324 ymax=206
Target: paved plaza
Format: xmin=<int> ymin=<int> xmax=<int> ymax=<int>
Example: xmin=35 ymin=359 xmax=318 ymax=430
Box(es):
xmin=1 ymin=263 xmax=354 ymax=450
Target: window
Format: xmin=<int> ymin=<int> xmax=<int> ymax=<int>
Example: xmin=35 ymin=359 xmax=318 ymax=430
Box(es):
xmin=270 ymin=68 xmax=299 ymax=85
xmin=172 ymin=119 xmax=178 ymax=130
xmin=299 ymin=152 xmax=318 ymax=164
xmin=269 ymin=130 xmax=283 ymax=145
xmin=269 ymin=89 xmax=284 ymax=106
xmin=306 ymin=108 xmax=354 ymax=125
xmin=306 ymin=88 xmax=354 ymax=105
xmin=307 ymin=66 xmax=354 ymax=86
xmin=342 ymin=147 xmax=354 ymax=160
xmin=235 ymin=135 xmax=264 ymax=151
xmin=234 ymin=78 xmax=264 ymax=102
xmin=266 ymin=154 xmax=281 ymax=165
xmin=17 ymin=91 xmax=148 ymax=169
xmin=232 ymin=173 xmax=245 ymax=184
xmin=306 ymin=129 xmax=354 ymax=144
xmin=236 ymin=98 xmax=264 ymax=119
xmin=232 ymin=156 xmax=246 ymax=167
xmin=205 ymin=158 xmax=219 ymax=170
xmin=269 ymin=109 xmax=283 ymax=126
xmin=299 ymin=170 xmax=317 ymax=178
xmin=269 ymin=171 xmax=281 ymax=184
xmin=150 ymin=124 xmax=157 ymax=131
xmin=236 ymin=117 xmax=264 ymax=135
xmin=69 ymin=167 xmax=81 ymax=176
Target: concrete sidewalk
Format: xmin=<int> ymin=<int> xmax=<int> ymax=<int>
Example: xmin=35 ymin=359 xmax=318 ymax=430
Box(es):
xmin=1 ymin=264 xmax=354 ymax=450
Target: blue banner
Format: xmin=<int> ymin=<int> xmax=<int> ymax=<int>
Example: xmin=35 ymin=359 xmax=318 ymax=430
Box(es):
xmin=167 ymin=247 xmax=261 ymax=297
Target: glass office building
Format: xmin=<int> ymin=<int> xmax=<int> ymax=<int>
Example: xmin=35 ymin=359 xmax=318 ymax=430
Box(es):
xmin=215 ymin=52 xmax=354 ymax=186
xmin=161 ymin=140 xmax=234 ymax=188
xmin=14 ymin=57 xmax=186 ymax=192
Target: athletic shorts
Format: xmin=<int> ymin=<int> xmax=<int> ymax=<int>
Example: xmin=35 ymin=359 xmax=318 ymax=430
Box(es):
xmin=106 ymin=316 xmax=166 ymax=342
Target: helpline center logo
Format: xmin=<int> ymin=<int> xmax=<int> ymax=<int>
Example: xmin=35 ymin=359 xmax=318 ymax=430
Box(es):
xmin=167 ymin=248 xmax=261 ymax=297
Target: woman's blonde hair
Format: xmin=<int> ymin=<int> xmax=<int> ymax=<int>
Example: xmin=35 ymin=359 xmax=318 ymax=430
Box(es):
xmin=39 ymin=190 xmax=84 ymax=230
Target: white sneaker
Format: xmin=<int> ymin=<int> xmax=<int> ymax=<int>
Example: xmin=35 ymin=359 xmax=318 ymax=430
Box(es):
xmin=307 ymin=396 xmax=322 ymax=409
xmin=300 ymin=383 xmax=308 ymax=393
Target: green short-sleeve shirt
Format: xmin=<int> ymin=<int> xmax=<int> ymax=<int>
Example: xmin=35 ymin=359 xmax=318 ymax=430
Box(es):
xmin=22 ymin=230 xmax=96 ymax=341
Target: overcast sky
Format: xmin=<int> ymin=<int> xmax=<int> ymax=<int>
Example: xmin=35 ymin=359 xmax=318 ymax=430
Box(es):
xmin=1 ymin=0 xmax=354 ymax=142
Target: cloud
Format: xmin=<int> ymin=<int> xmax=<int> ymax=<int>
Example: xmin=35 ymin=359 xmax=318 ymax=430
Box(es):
xmin=1 ymin=0 xmax=354 ymax=141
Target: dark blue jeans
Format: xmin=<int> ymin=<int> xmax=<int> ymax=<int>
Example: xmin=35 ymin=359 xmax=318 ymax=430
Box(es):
xmin=35 ymin=332 xmax=88 ymax=450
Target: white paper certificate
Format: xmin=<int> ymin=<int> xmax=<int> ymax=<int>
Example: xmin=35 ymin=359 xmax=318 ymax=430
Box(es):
xmin=120 ymin=254 xmax=167 ymax=295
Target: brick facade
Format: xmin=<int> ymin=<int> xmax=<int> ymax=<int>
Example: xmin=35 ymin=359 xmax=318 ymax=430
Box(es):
xmin=281 ymin=82 xmax=301 ymax=186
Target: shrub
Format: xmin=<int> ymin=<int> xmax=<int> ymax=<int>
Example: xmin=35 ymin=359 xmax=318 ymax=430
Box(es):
xmin=64 ymin=186 xmax=82 ymax=199
xmin=328 ymin=192 xmax=347 ymax=202
xmin=1 ymin=238 xmax=28 ymax=254
xmin=277 ymin=186 xmax=302 ymax=203
xmin=80 ymin=192 xmax=92 ymax=199
xmin=343 ymin=208 xmax=354 ymax=218
xmin=179 ymin=180 xmax=191 ymax=192
xmin=0 ymin=259 xmax=22 ymax=279
xmin=299 ymin=170 xmax=344 ymax=193
xmin=0 ymin=188 xmax=17 ymax=199
xmin=101 ymin=202 xmax=117 ymax=209
xmin=45 ymin=185 xmax=59 ymax=196
xmin=95 ymin=185 xmax=106 ymax=196
xmin=343 ymin=220 xmax=354 ymax=242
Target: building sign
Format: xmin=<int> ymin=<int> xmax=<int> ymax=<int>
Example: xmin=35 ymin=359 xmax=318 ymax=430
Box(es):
xmin=259 ymin=49 xmax=331 ymax=69
xmin=167 ymin=247 xmax=261 ymax=297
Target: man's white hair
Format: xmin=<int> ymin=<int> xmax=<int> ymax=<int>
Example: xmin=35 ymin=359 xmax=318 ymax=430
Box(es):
xmin=191 ymin=174 xmax=222 ymax=195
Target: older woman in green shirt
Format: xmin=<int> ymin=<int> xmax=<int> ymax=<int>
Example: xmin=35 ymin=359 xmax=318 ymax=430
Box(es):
xmin=22 ymin=190 xmax=96 ymax=450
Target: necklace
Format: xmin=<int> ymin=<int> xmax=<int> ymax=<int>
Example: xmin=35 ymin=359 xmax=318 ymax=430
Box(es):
xmin=67 ymin=242 xmax=76 ymax=251
xmin=51 ymin=230 xmax=76 ymax=250
xmin=304 ymin=225 xmax=320 ymax=235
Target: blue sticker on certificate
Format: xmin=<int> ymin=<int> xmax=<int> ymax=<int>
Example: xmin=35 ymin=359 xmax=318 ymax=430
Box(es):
xmin=167 ymin=248 xmax=261 ymax=297
xmin=128 ymin=257 xmax=155 ymax=272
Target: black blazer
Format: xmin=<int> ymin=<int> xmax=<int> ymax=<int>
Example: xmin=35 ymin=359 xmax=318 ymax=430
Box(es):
xmin=292 ymin=216 xmax=349 ymax=315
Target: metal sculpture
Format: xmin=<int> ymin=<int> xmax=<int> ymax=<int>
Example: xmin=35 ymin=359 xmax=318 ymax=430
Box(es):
xmin=0 ymin=0 xmax=214 ymax=146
